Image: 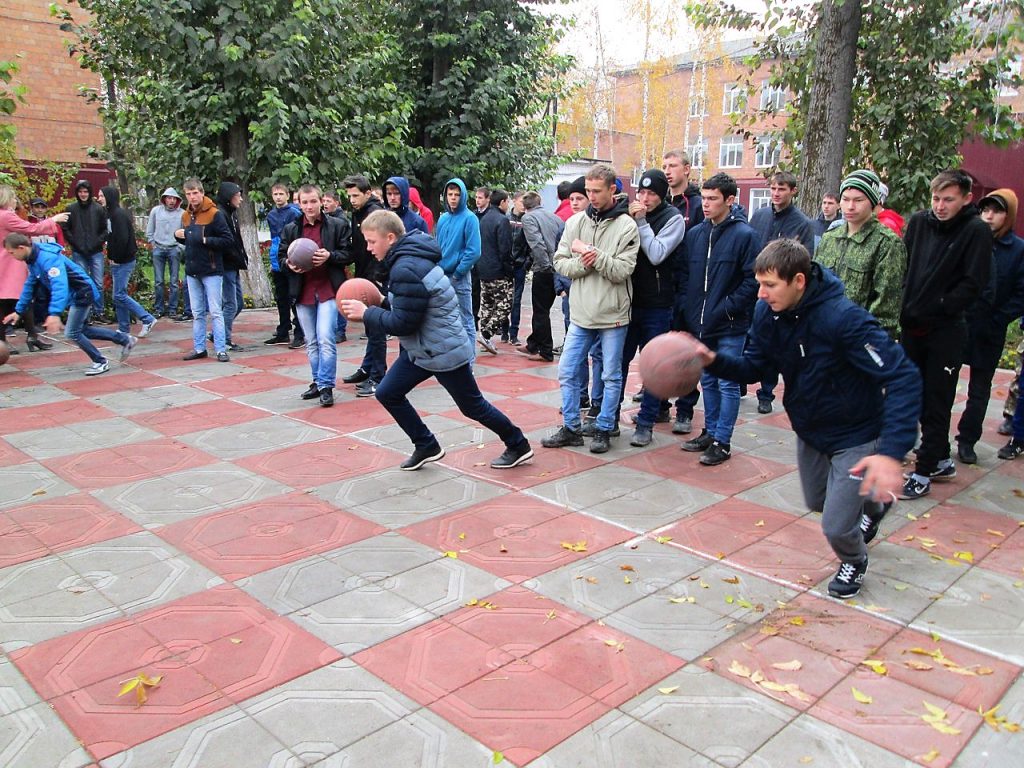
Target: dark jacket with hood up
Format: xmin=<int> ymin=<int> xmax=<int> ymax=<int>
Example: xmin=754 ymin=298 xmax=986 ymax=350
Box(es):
xmin=216 ymin=182 xmax=248 ymax=272
xmin=476 ymin=204 xmax=513 ymax=281
xmin=62 ymin=179 xmax=108 ymax=256
xmin=384 ymin=177 xmax=428 ymax=237
xmin=675 ymin=207 xmax=760 ymax=341
xmin=100 ymin=186 xmax=138 ymax=265
xmin=708 ymin=263 xmax=921 ymax=460
xmin=670 ymin=182 xmax=705 ymax=229
xmin=351 ymin=195 xmax=386 ymax=281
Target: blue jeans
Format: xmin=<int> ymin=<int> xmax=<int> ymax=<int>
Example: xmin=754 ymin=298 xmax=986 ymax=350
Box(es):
xmin=449 ymin=272 xmax=476 ymax=362
xmin=700 ymin=334 xmax=746 ymax=444
xmin=187 ymin=274 xmax=226 ymax=353
xmin=506 ymin=264 xmax=527 ymax=339
xmin=222 ymin=270 xmax=243 ymax=342
xmin=376 ymin=349 xmax=526 ymax=451
xmin=296 ymin=300 xmax=338 ymax=389
xmin=72 ymin=252 xmax=104 ymax=314
xmin=558 ymin=324 xmax=627 ymax=432
xmin=577 ymin=338 xmax=603 ymax=407
xmin=620 ymin=306 xmax=673 ymax=427
xmin=111 ymin=260 xmax=155 ymax=334
xmin=65 ymin=299 xmax=129 ymax=364
xmin=151 ymin=246 xmax=182 ymax=315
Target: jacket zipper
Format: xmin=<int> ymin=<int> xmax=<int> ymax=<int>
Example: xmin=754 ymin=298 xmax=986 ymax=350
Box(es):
xmin=698 ymin=230 xmax=713 ymax=331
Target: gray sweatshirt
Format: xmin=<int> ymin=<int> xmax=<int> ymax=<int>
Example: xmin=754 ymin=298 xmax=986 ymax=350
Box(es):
xmin=147 ymin=204 xmax=183 ymax=248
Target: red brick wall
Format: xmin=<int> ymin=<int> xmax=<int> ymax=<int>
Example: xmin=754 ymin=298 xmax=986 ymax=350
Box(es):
xmin=0 ymin=1 xmax=105 ymax=164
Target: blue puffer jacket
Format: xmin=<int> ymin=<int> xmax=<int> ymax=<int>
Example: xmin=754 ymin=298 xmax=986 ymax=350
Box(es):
xmin=384 ymin=176 xmax=428 ymax=236
xmin=707 ymin=264 xmax=921 ymax=460
xmin=266 ymin=203 xmax=301 ymax=272
xmin=675 ymin=208 xmax=760 ymax=340
xmin=362 ymin=231 xmax=474 ymax=372
xmin=16 ymin=241 xmax=99 ymax=314
xmin=435 ymin=178 xmax=481 ymax=278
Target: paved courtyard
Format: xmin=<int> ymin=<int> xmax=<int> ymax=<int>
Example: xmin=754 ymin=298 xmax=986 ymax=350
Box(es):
xmin=0 ymin=308 xmax=1022 ymax=767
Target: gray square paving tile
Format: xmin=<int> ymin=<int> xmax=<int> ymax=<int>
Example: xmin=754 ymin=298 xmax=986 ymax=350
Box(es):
xmin=336 ymin=706 xmax=497 ymax=767
xmin=314 ymin=466 xmax=507 ymax=529
xmin=621 ymin=664 xmax=795 ymax=767
xmin=89 ymin=554 xmax=223 ymax=618
xmin=386 ymin=558 xmax=511 ymax=616
xmin=580 ymin=476 xmax=723 ymax=532
xmin=730 ymin=423 xmax=799 ymax=465
xmin=0 ymin=554 xmax=83 ymax=608
xmin=530 ymin=709 xmax=716 ymax=768
xmin=320 ymin=530 xmax=442 ymax=577
xmin=351 ymin=414 xmax=490 ymax=451
xmin=0 ymin=463 xmax=76 ymax=510
xmin=89 ymin=383 xmax=219 ymax=415
xmin=5 ymin=417 xmax=161 ymax=460
xmin=0 ymin=655 xmax=42 ymax=713
xmin=0 ymin=700 xmax=93 ymax=768
xmin=177 ymin=416 xmax=335 ymax=460
xmin=236 ymin=554 xmax=354 ymax=616
xmin=97 ymin=703 xmax=291 ymax=768
xmin=231 ymin=387 xmax=321 ymax=413
xmin=152 ymin=360 xmax=249 ymax=383
xmin=952 ymin=672 xmax=1024 ymax=766
xmin=745 ymin=712 xmax=920 ymax=767
xmin=914 ymin=567 xmax=1024 ymax=665
xmin=734 ymin=469 xmax=813 ymax=517
xmin=407 ymin=383 xmax=506 ymax=414
xmin=519 ymin=388 xmax=565 ymax=409
xmin=92 ymin=461 xmax=292 ymax=527
xmin=0 ymin=383 xmax=76 ymax=409
xmin=528 ymin=464 xmax=664 ymax=512
xmin=950 ymin=471 xmax=1024 ymax=518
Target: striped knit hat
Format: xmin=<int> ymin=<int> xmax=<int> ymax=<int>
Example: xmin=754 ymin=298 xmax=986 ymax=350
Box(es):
xmin=840 ymin=169 xmax=882 ymax=207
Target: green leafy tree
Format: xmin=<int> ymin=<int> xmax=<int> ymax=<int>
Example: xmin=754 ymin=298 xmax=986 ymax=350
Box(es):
xmin=691 ymin=0 xmax=1024 ymax=213
xmin=55 ymin=0 xmax=414 ymax=304
xmin=388 ymin=0 xmax=573 ymax=209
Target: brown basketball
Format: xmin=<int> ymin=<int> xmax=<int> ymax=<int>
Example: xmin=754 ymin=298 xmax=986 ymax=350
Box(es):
xmin=638 ymin=332 xmax=704 ymax=399
xmin=336 ymin=278 xmax=383 ymax=312
xmin=286 ymin=237 xmax=319 ymax=271
xmin=0 ymin=341 xmax=10 ymax=366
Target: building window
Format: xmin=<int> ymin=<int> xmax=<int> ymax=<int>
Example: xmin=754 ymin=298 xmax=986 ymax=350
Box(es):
xmin=755 ymin=136 xmax=781 ymax=168
xmin=759 ymin=80 xmax=787 ymax=112
xmin=719 ymin=135 xmax=744 ymax=168
xmin=687 ymin=140 xmax=708 ymax=168
xmin=688 ymin=97 xmax=708 ymax=118
xmin=722 ymin=85 xmax=746 ymax=115
xmin=750 ymin=189 xmax=772 ymax=211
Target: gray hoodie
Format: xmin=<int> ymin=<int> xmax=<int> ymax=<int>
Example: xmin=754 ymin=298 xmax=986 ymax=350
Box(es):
xmin=146 ymin=187 xmax=184 ymax=248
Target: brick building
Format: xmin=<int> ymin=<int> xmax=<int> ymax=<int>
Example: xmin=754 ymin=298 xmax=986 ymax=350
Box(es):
xmin=0 ymin=0 xmax=112 ymax=196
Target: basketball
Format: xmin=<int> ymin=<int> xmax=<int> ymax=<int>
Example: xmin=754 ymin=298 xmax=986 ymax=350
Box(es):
xmin=638 ymin=332 xmax=704 ymax=399
xmin=287 ymin=238 xmax=319 ymax=270
xmin=336 ymin=278 xmax=383 ymax=311
xmin=0 ymin=341 xmax=10 ymax=366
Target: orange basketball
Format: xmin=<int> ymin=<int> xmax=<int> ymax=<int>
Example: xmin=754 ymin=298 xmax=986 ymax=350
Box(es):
xmin=638 ymin=332 xmax=704 ymax=399
xmin=336 ymin=278 xmax=383 ymax=312
xmin=0 ymin=340 xmax=10 ymax=366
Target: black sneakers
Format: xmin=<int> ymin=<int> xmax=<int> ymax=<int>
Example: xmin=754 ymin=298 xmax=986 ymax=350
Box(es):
xmin=757 ymin=400 xmax=773 ymax=414
xmin=343 ymin=367 xmax=370 ymax=384
xmin=828 ymin=557 xmax=868 ymax=599
xmin=860 ymin=500 xmax=893 ymax=545
xmin=319 ymin=388 xmax=334 ymax=407
xmin=582 ymin=421 xmax=619 ymax=437
xmin=672 ymin=415 xmax=693 ymax=434
xmin=957 ymin=442 xmax=977 ymax=465
xmin=589 ymin=429 xmax=611 ymax=453
xmin=681 ymin=429 xmax=713 ymax=453
xmin=699 ymin=440 xmax=731 ymax=466
xmin=900 ymin=475 xmax=930 ymax=500
xmin=542 ymin=426 xmax=584 ymax=448
xmin=491 ymin=441 xmax=534 ymax=469
xmin=300 ymin=383 xmax=320 ymax=400
xmin=998 ymin=438 xmax=1024 ymax=460
xmin=630 ymin=425 xmax=653 ymax=447
xmin=400 ymin=443 xmax=445 ymax=471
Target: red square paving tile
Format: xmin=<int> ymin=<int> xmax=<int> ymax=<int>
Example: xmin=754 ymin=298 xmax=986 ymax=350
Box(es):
xmin=43 ymin=438 xmax=216 ymax=490
xmin=524 ymin=621 xmax=685 ymax=707
xmin=440 ymin=397 xmax=562 ymax=434
xmin=230 ymin=351 xmax=301 ymax=371
xmin=156 ymin=493 xmax=385 ymax=580
xmin=757 ymin=409 xmax=793 ymax=431
xmin=429 ymin=663 xmax=610 ymax=766
xmin=875 ymin=628 xmax=1021 ymax=711
xmin=128 ymin=349 xmax=204 ymax=371
xmin=0 ymin=399 xmax=113 ymax=435
xmin=192 ymin=371 xmax=299 ymax=397
xmin=711 ymin=631 xmax=855 ymax=710
xmin=56 ymin=371 xmax=173 ymax=398
xmin=0 ymin=369 xmax=42 ymax=388
xmin=287 ymin=398 xmax=390 ymax=432
xmin=993 ymin=455 xmax=1024 ymax=481
xmin=441 ymin=442 xmax=604 ymax=490
xmin=354 ymin=619 xmax=515 ymax=706
xmin=975 ymin=529 xmax=1024 ymax=578
xmin=128 ymin=399 xmax=264 ymax=437
xmin=473 ymin=352 xmax=553 ymax=372
xmin=236 ymin=437 xmax=404 ymax=488
xmin=138 ymin=586 xmax=281 ymax=647
xmin=808 ymin=674 xmax=981 ymax=767
xmin=727 ymin=516 xmax=837 ymax=587
xmin=0 ymin=438 xmax=31 ymax=467
xmin=619 ymin=444 xmax=793 ymax=494
xmin=5 ymin=350 xmax=84 ymax=370
xmin=474 ymin=371 xmax=557 ymax=397
xmin=888 ymin=503 xmax=1017 ymax=565
xmin=659 ymin=499 xmax=801 ymax=558
xmin=0 ymin=493 xmax=140 ymax=567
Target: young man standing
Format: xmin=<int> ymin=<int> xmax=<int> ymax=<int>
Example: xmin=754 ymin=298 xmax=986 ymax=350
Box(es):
xmin=264 ymin=182 xmax=303 ymax=346
xmin=176 ymin=178 xmax=234 ymax=362
xmin=147 ymin=188 xmax=187 ymax=320
xmin=696 ymin=239 xmax=920 ymax=598
xmin=384 ymin=177 xmax=429 ymax=235
xmin=543 ymin=163 xmax=639 ymax=454
xmin=339 ymin=210 xmax=533 ymax=471
xmin=98 ymin=186 xmax=158 ymax=339
xmin=662 ymin=149 xmax=704 ymax=229
xmin=813 ymin=192 xmax=842 ymax=244
xmin=675 ymin=173 xmax=760 ymax=465
xmin=4 ymin=233 xmax=136 ymax=375
xmin=280 ymin=184 xmax=352 ymax=407
xmin=505 ymin=191 xmax=531 ymax=345
xmin=815 ymin=170 xmax=906 ymax=339
xmin=435 ymin=178 xmax=481 ymax=359
xmin=518 ymin=191 xmax=564 ymax=362
xmin=62 ymin=179 xmax=109 ymax=320
xmin=215 ymin=183 xmax=247 ymax=351
xmin=554 ymin=180 xmax=574 ymax=222
xmin=475 ymin=189 xmax=514 ymax=355
xmin=954 ymin=189 xmax=1024 ymax=464
xmin=899 ymin=170 xmax=992 ymax=499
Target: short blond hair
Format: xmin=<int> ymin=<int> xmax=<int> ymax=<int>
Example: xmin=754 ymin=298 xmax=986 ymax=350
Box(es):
xmin=362 ymin=209 xmax=406 ymax=238
xmin=0 ymin=185 xmax=18 ymax=210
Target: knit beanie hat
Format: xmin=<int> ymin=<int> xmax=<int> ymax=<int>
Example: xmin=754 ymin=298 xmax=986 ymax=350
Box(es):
xmin=637 ymin=169 xmax=669 ymax=200
xmin=839 ymin=170 xmax=881 ymax=207
xmin=979 ymin=188 xmax=1018 ymax=239
xmin=568 ymin=176 xmax=586 ymax=197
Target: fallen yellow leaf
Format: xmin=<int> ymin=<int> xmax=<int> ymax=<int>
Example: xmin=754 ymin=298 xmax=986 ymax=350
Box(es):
xmin=728 ymin=660 xmax=752 ymax=678
xmin=986 ymin=529 xmax=1006 ymax=537
xmin=586 ymin=576 xmax=598 ymax=584
xmin=499 ymin=544 xmax=508 ymax=553
xmin=905 ymin=660 xmax=934 ymax=671
xmin=229 ymin=638 xmax=242 ymax=644
xmin=624 ymin=575 xmax=632 ymax=584
xmin=861 ymin=659 xmax=888 ymax=676
xmin=919 ymin=748 xmax=940 ymax=763
xmin=654 ymin=535 xmax=672 ymax=544
xmin=851 ymin=687 xmax=873 ymax=704
xmin=953 ymin=551 xmax=974 ymax=563
xmin=798 ymin=758 xmax=813 ymax=765
xmin=658 ymin=686 xmax=680 ymax=694
xmin=493 ymin=750 xmax=504 ymax=765
xmin=117 ymin=672 xmax=163 ymax=707
xmin=755 ymin=519 xmax=765 ymax=527
xmin=560 ymin=540 xmax=587 ymax=552
xmin=620 ymin=564 xmax=635 ymax=571
xmin=772 ymin=660 xmax=803 ymax=671
xmin=458 ymin=532 xmax=466 ymax=540
xmin=788 ymin=616 xmax=805 ymax=626
xmin=722 ymin=575 xmax=740 ymax=584
xmin=669 ymin=596 xmax=695 ymax=604
xmin=442 ymin=551 xmax=459 ymax=559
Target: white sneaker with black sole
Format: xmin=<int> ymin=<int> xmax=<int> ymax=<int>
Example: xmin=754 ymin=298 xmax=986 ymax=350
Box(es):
xmin=400 ymin=444 xmax=445 ymax=471
xmin=85 ymin=361 xmax=110 ymax=376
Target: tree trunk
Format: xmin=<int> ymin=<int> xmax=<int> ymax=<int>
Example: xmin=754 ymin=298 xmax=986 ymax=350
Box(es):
xmin=223 ymin=118 xmax=272 ymax=306
xmin=797 ymin=0 xmax=861 ymax=217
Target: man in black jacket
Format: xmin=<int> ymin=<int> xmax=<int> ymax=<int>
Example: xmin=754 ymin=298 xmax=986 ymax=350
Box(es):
xmin=98 ymin=186 xmax=157 ymax=340
xmin=62 ymin=179 xmax=109 ymax=319
xmin=504 ymin=191 xmax=532 ymax=345
xmin=280 ymin=184 xmax=353 ymax=407
xmin=216 ymin=182 xmax=247 ymax=351
xmin=899 ymin=169 xmax=992 ymax=499
xmin=475 ymin=189 xmax=514 ymax=355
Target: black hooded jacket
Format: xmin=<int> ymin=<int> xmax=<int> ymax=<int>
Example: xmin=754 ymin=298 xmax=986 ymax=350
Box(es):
xmin=99 ymin=186 xmax=138 ymax=265
xmin=216 ymin=182 xmax=248 ymax=271
xmin=62 ymin=180 xmax=108 ymax=255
